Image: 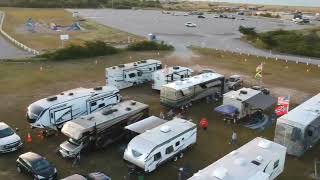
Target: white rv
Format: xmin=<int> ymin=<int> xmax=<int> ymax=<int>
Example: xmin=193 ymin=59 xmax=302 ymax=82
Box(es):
xmin=274 ymin=93 xmax=320 ymax=157
xmin=215 ymin=88 xmax=276 ymax=121
xmin=188 ymin=137 xmax=287 ymax=180
xmin=106 ymin=59 xmax=162 ymax=89
xmin=59 ymin=100 xmax=149 ymax=158
xmin=160 ymin=72 xmax=225 ymax=108
xmin=123 ymin=117 xmax=197 ymax=172
xmin=152 ymin=66 xmax=193 ymax=90
xmin=26 ymin=86 xmax=121 ymax=130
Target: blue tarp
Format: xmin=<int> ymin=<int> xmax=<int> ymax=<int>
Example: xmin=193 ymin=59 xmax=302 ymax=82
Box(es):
xmin=214 ymin=105 xmax=238 ymax=116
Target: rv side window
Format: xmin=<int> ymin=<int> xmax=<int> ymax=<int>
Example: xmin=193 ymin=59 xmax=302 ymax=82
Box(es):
xmin=51 ymin=113 xmax=53 ymax=118
xmin=125 ymin=75 xmax=127 ymax=78
xmin=175 ymin=141 xmax=180 ymax=146
xmin=154 ymin=152 xmax=161 ymax=161
xmin=157 ymin=65 xmax=162 ymax=70
xmin=98 ymin=103 xmax=105 ymax=108
xmin=180 ymin=75 xmax=184 ymax=79
xmin=91 ymin=102 xmax=97 ymax=106
xmin=129 ymin=73 xmax=136 ymax=78
xmin=149 ymin=68 xmax=152 ymax=71
xmin=273 ymin=160 xmax=279 ymax=169
xmin=165 ymin=146 xmax=174 ymax=154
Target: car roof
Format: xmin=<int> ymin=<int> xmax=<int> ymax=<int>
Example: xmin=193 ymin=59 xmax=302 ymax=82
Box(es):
xmin=19 ymin=152 xmax=43 ymax=163
xmin=0 ymin=122 xmax=9 ymax=130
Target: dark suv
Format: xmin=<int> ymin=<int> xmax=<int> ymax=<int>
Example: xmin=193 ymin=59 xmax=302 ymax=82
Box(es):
xmin=16 ymin=152 xmax=57 ymax=180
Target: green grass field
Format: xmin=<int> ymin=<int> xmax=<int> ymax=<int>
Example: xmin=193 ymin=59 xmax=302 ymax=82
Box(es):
xmin=0 ymin=8 xmax=143 ymax=52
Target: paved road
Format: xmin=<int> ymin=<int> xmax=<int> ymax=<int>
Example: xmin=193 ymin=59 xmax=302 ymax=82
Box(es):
xmin=71 ymin=9 xmax=320 ymax=65
xmin=0 ymin=13 xmax=32 ymax=60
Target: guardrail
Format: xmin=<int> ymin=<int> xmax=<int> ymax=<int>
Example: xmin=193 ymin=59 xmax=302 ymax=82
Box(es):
xmin=0 ymin=11 xmax=40 ymax=56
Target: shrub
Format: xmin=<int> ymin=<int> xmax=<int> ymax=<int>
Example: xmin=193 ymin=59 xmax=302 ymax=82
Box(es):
xmin=41 ymin=41 xmax=118 ymax=60
xmin=239 ymin=26 xmax=257 ymax=37
xmin=127 ymin=41 xmax=174 ymax=51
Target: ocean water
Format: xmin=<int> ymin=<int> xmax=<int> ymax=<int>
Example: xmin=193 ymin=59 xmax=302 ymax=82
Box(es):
xmin=204 ymin=0 xmax=320 ymax=7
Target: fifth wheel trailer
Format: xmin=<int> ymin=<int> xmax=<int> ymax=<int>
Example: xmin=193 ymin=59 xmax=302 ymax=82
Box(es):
xmin=124 ymin=117 xmax=197 ymax=172
xmin=188 ymin=137 xmax=286 ymax=180
xmin=274 ymin=93 xmax=320 ymax=157
xmin=106 ymin=59 xmax=162 ymax=89
xmin=26 ymin=86 xmax=120 ymax=130
xmin=59 ymin=100 xmax=149 ymax=158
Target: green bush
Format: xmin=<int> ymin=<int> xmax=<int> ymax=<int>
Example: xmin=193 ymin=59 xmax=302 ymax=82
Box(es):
xmin=127 ymin=41 xmax=174 ymax=51
xmin=41 ymin=41 xmax=118 ymax=60
xmin=239 ymin=26 xmax=257 ymax=37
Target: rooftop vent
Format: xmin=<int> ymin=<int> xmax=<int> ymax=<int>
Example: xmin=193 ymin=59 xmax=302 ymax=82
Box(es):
xmin=256 ymin=155 xmax=263 ymax=162
xmin=118 ymin=64 xmax=125 ymax=68
xmin=141 ymin=60 xmax=147 ymax=63
xmin=126 ymin=107 xmax=132 ymax=111
xmin=131 ymin=101 xmax=136 ymax=106
xmin=212 ymin=167 xmax=228 ymax=179
xmin=68 ymin=92 xmax=74 ymax=96
xmin=160 ymin=125 xmax=171 ymax=133
xmin=173 ymin=66 xmax=180 ymax=70
xmin=112 ymin=66 xmax=116 ymax=69
xmin=60 ymin=93 xmax=64 ymax=95
xmin=94 ymin=86 xmax=103 ymax=91
xmin=47 ymin=96 xmax=58 ymax=101
xmin=102 ymin=109 xmax=118 ymax=115
xmin=240 ymin=90 xmax=247 ymax=95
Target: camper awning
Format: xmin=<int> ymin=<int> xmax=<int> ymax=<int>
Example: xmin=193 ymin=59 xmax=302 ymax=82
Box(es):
xmin=215 ymin=105 xmax=239 ymax=116
xmin=125 ymin=116 xmax=167 ymax=134
xmin=244 ymin=94 xmax=276 ymax=110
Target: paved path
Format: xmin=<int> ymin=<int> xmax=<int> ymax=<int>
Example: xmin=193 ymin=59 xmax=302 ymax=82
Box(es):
xmin=71 ymin=9 xmax=320 ymax=65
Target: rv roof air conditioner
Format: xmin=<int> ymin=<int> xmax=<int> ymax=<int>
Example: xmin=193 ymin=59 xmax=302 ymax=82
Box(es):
xmin=126 ymin=107 xmax=132 ymax=111
xmin=102 ymin=109 xmax=118 ymax=116
xmin=68 ymin=92 xmax=74 ymax=96
xmin=160 ymin=125 xmax=171 ymax=133
xmin=94 ymin=86 xmax=103 ymax=91
xmin=118 ymin=64 xmax=125 ymax=68
xmin=46 ymin=96 xmax=58 ymax=101
xmin=212 ymin=167 xmax=228 ymax=179
xmin=131 ymin=101 xmax=136 ymax=106
xmin=258 ymin=140 xmax=271 ymax=149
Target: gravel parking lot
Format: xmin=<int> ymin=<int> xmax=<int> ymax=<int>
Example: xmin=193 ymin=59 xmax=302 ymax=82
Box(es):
xmin=70 ymin=9 xmax=320 ymax=64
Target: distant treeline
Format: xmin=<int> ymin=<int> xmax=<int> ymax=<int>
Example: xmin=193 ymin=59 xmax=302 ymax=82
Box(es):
xmin=0 ymin=0 xmax=161 ymax=8
xmin=239 ymin=26 xmax=320 ymax=58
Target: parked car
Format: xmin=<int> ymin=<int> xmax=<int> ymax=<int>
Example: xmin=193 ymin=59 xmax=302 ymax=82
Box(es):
xmin=0 ymin=122 xmax=22 ymax=153
xmin=213 ymin=14 xmax=220 ymax=18
xmin=226 ymin=75 xmax=243 ymax=90
xmin=16 ymin=152 xmax=57 ymax=180
xmin=62 ymin=172 xmax=111 ymax=180
xmin=198 ymin=15 xmax=205 ymax=18
xmin=185 ymin=22 xmax=197 ymax=27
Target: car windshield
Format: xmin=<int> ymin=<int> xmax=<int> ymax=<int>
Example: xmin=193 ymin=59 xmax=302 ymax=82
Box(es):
xmin=68 ymin=138 xmax=81 ymax=146
xmin=29 ymin=105 xmax=44 ymax=117
xmin=32 ymin=159 xmax=50 ymax=171
xmin=0 ymin=128 xmax=14 ymax=138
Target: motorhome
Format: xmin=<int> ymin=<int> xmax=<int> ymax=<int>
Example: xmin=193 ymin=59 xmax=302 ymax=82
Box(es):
xmin=59 ymin=101 xmax=149 ymax=158
xmin=188 ymin=137 xmax=287 ymax=180
xmin=106 ymin=59 xmax=162 ymax=89
xmin=215 ymin=88 xmax=276 ymax=122
xmin=123 ymin=117 xmax=197 ymax=172
xmin=274 ymin=93 xmax=320 ymax=157
xmin=27 ymin=86 xmax=120 ymax=130
xmin=152 ymin=66 xmax=193 ymax=90
xmin=160 ymin=72 xmax=225 ymax=108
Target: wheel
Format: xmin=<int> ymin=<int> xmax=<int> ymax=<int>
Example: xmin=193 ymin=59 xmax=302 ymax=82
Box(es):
xmin=173 ymin=156 xmax=178 ymax=162
xmin=179 ymin=153 xmax=184 ymax=159
xmin=17 ymin=166 xmax=21 ymax=173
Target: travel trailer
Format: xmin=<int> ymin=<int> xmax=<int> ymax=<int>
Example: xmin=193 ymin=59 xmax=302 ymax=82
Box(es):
xmin=160 ymin=72 xmax=225 ymax=108
xmin=274 ymin=93 xmax=320 ymax=157
xmin=123 ymin=117 xmax=197 ymax=172
xmin=106 ymin=59 xmax=162 ymax=89
xmin=215 ymin=88 xmax=276 ymax=122
xmin=27 ymin=86 xmax=120 ymax=130
xmin=151 ymin=66 xmax=193 ymax=90
xmin=188 ymin=137 xmax=287 ymax=180
xmin=59 ymin=101 xmax=149 ymax=158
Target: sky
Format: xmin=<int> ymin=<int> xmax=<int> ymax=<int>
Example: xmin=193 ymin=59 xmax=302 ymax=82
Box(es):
xmin=189 ymin=0 xmax=320 ymax=7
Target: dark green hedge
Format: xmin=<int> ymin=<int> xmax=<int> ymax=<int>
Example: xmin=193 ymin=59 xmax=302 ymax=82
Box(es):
xmin=127 ymin=41 xmax=174 ymax=51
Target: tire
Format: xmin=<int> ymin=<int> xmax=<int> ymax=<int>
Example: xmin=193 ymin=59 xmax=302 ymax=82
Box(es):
xmin=17 ymin=166 xmax=21 ymax=173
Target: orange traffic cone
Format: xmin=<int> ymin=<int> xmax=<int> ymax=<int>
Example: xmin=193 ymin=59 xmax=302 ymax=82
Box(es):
xmin=26 ymin=133 xmax=32 ymax=143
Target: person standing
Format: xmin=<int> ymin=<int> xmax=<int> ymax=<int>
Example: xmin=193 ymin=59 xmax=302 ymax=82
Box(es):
xmin=230 ymin=131 xmax=238 ymax=146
